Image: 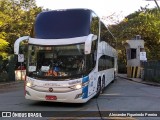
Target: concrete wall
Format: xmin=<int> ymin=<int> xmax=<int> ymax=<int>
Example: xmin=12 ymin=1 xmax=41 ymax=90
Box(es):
xmin=124 ymin=40 xmax=144 ymax=67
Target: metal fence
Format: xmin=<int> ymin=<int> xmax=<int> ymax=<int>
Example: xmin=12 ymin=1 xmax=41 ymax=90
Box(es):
xmin=142 ymin=61 xmax=160 ymax=83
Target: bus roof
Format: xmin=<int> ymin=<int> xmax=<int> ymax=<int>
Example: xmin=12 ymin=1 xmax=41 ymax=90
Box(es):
xmin=34 ymin=9 xmax=93 ymax=39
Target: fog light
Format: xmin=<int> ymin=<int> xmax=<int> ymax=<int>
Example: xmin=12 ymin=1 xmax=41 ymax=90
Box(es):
xmin=75 ymin=93 xmax=83 ymax=99
xmin=26 ymin=90 xmax=31 ymax=96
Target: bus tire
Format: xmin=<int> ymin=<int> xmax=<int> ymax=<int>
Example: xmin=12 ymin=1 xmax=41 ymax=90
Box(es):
xmin=101 ymin=76 xmax=105 ymax=93
xmin=111 ymin=72 xmax=116 ymax=83
xmin=94 ymin=78 xmax=101 ymax=98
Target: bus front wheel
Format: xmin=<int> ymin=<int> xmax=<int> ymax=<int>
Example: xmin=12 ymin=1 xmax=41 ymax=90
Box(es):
xmin=94 ymin=79 xmax=101 ymax=98
xmin=111 ymin=72 xmax=116 ymax=83
xmin=101 ymin=76 xmax=105 ymax=93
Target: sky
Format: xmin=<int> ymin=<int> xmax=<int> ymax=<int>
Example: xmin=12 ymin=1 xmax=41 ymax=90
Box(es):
xmin=36 ymin=0 xmax=160 ymax=24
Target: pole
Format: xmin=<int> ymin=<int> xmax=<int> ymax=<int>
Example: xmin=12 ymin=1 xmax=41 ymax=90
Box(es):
xmin=154 ymin=0 xmax=160 ymax=10
xmin=145 ymin=0 xmax=160 ymax=11
xmin=21 ymin=62 xmax=22 ymax=80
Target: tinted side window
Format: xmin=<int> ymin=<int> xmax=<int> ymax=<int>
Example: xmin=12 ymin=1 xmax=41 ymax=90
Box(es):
xmin=98 ymin=55 xmax=114 ymax=71
xmin=100 ymin=22 xmax=116 ymax=47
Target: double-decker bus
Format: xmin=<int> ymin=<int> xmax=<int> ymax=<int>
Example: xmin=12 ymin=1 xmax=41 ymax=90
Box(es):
xmin=14 ymin=9 xmax=117 ymax=103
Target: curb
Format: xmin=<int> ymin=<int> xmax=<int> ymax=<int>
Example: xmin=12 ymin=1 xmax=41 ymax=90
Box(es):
xmin=0 ymin=81 xmax=23 ymax=87
xmin=118 ymin=75 xmax=160 ymax=87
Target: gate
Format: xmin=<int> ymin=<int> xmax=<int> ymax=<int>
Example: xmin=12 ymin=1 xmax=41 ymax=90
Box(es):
xmin=143 ymin=61 xmax=160 ymax=83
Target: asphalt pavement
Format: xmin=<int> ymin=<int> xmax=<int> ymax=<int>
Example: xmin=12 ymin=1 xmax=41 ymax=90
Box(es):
xmin=118 ymin=74 xmax=160 ymax=87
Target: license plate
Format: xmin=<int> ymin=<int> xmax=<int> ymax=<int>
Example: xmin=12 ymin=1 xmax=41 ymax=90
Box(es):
xmin=45 ymin=95 xmax=57 ymax=100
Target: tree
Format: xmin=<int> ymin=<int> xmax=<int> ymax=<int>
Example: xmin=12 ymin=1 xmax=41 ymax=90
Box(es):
xmin=0 ymin=38 xmax=9 ymax=60
xmin=0 ymin=0 xmax=42 ymax=57
xmin=110 ymin=7 xmax=160 ymax=61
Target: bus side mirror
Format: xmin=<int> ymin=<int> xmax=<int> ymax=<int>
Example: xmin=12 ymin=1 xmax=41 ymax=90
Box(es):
xmin=14 ymin=36 xmax=29 ymax=55
xmin=84 ymin=34 xmax=97 ymax=54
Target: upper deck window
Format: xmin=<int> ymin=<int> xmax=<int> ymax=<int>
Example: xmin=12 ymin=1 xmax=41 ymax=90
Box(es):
xmin=34 ymin=9 xmax=91 ymax=39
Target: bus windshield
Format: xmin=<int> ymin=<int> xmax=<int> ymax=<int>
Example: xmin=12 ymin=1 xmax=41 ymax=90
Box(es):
xmin=27 ymin=43 xmax=86 ymax=80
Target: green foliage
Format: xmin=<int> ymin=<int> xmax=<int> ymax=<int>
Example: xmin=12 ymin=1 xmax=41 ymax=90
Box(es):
xmin=0 ymin=38 xmax=9 ymax=59
xmin=0 ymin=0 xmax=42 ymax=56
xmin=110 ymin=8 xmax=160 ymax=61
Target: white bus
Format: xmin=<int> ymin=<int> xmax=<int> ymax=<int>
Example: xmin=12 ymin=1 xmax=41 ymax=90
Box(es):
xmin=14 ymin=9 xmax=117 ymax=103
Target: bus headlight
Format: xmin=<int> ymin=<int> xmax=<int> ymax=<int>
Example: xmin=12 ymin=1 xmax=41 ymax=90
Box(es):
xmin=70 ymin=84 xmax=82 ymax=90
xmin=26 ymin=77 xmax=34 ymax=88
xmin=75 ymin=84 xmax=82 ymax=89
xmin=26 ymin=82 xmax=32 ymax=87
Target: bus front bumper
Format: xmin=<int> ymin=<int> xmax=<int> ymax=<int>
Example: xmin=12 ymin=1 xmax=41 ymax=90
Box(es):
xmin=25 ymin=87 xmax=89 ymax=103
